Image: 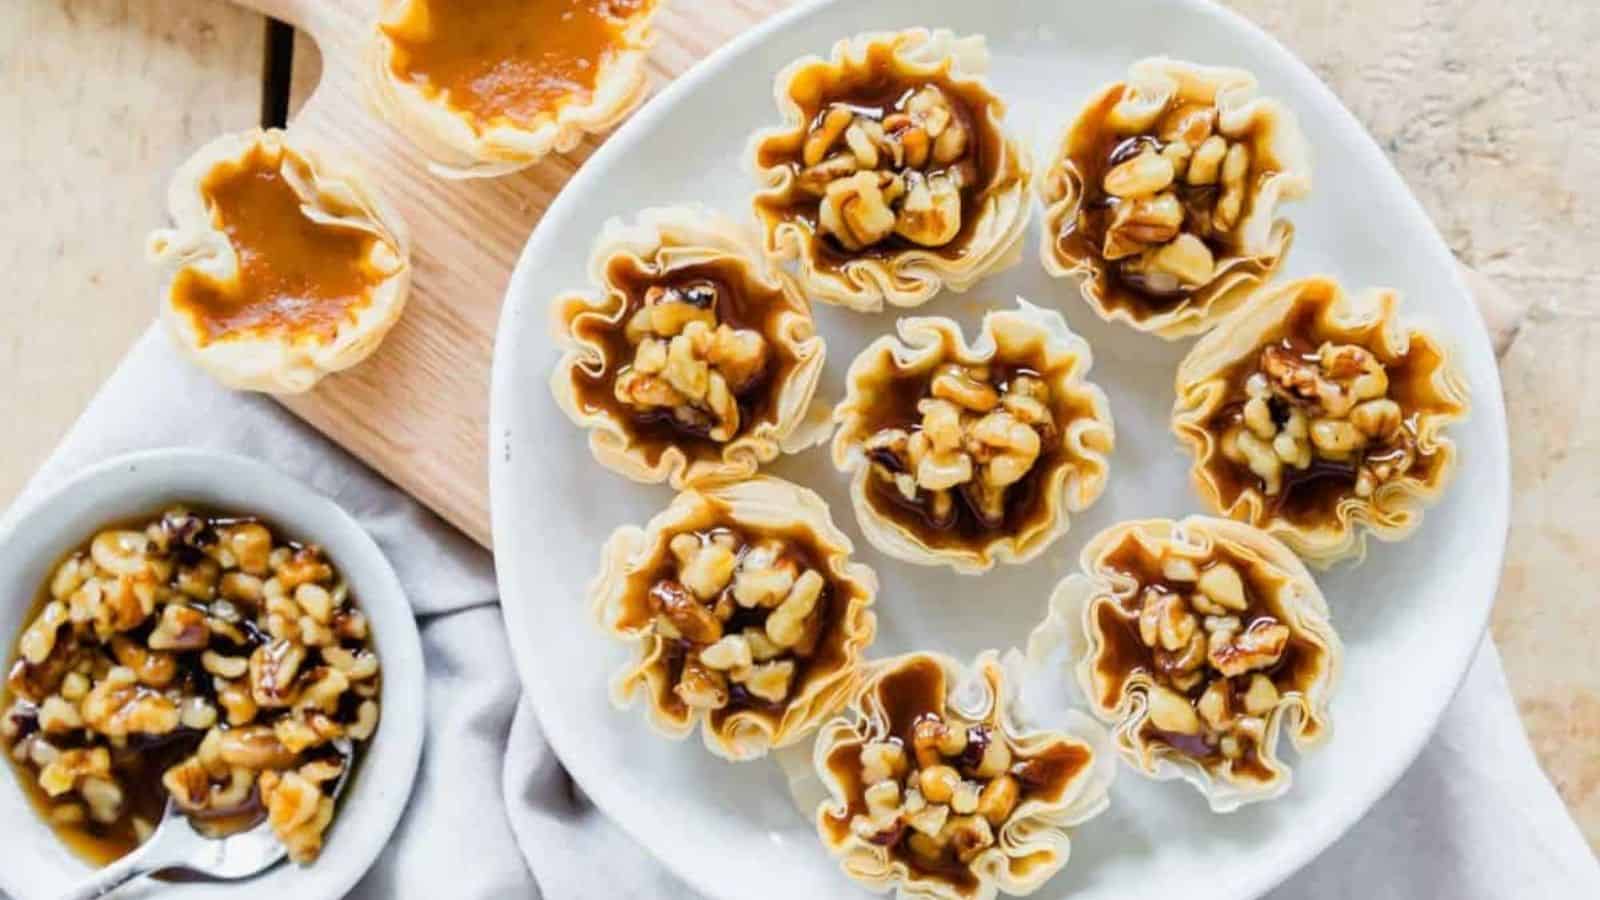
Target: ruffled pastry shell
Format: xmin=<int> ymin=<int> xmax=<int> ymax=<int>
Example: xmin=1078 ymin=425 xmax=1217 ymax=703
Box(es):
xmin=1172 ymin=276 xmax=1470 ymax=567
xmin=147 ymin=128 xmax=411 ymax=394
xmin=749 ymin=29 xmax=1033 ymax=312
xmin=590 ymin=477 xmax=879 ymax=761
xmin=1027 ymin=516 xmax=1341 ymax=812
xmin=551 ymin=206 xmax=828 ymax=488
xmin=1039 ymin=57 xmax=1312 ymax=338
xmin=831 ymin=301 xmax=1114 ymax=574
xmin=365 ymin=0 xmax=658 ymax=178
xmin=813 ymin=650 xmax=1115 ymax=900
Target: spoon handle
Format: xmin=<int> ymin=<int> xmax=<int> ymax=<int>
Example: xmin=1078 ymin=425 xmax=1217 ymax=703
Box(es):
xmin=54 ymin=852 xmax=150 ymax=900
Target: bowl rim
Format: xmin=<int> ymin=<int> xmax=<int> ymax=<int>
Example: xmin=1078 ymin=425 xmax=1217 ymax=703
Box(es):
xmin=0 ymin=447 xmax=425 ymax=900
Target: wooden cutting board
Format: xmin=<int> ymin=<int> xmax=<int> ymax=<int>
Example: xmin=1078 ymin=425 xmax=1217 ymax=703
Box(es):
xmin=227 ymin=0 xmax=1520 ymax=550
xmin=229 ymin=0 xmax=794 ymax=547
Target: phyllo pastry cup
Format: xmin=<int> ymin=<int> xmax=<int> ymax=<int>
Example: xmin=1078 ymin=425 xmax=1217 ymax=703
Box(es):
xmin=1172 ymin=276 xmax=1470 ymax=567
xmin=814 ymin=650 xmax=1114 ymax=900
xmin=1027 ymin=517 xmax=1341 ymax=812
xmin=552 ymin=206 xmax=828 ymax=488
xmin=147 ymin=128 xmax=411 ymax=394
xmin=1039 ymin=57 xmax=1311 ymax=338
xmin=366 ymin=0 xmax=659 ymax=177
xmin=749 ymin=29 xmax=1033 ymax=312
xmin=831 ymin=301 xmax=1114 ymax=574
xmin=590 ymin=477 xmax=879 ymax=761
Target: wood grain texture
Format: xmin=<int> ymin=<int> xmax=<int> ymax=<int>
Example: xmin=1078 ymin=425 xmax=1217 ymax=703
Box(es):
xmin=239 ymin=0 xmax=795 ymax=546
xmin=0 ymin=0 xmax=264 ymax=508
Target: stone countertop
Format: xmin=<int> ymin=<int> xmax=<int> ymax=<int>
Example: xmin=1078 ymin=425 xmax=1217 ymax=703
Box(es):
xmin=2 ymin=0 xmax=1595 ymax=852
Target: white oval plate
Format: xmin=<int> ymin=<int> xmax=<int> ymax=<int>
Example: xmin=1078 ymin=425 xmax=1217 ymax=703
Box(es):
xmin=490 ymin=1 xmax=1509 ymax=897
xmin=0 ymin=449 xmax=425 ymax=900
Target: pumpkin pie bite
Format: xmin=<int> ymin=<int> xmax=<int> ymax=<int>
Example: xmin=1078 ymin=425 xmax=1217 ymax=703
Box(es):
xmin=831 ymin=302 xmax=1114 ymax=574
xmin=813 ymin=651 xmax=1114 ymax=899
xmin=749 ymin=29 xmax=1032 ymax=312
xmin=1027 ymin=517 xmax=1340 ymax=812
xmin=147 ymin=129 xmax=410 ymax=394
xmin=1039 ymin=58 xmax=1311 ymax=338
xmin=590 ymin=478 xmax=878 ymax=761
xmin=1172 ymin=277 xmax=1470 ymax=567
xmin=552 ymin=207 xmax=827 ymax=488
xmin=367 ymin=0 xmax=659 ymax=177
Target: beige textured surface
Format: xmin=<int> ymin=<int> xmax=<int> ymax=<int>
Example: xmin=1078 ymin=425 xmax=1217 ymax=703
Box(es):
xmin=0 ymin=0 xmax=265 ymax=507
xmin=0 ymin=0 xmax=1594 ymax=850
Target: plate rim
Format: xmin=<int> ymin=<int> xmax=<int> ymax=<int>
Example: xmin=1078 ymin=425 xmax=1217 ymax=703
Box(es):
xmin=488 ymin=1 xmax=1511 ymax=896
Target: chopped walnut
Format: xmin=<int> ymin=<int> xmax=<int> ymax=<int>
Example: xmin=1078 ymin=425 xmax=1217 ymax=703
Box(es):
xmin=1124 ymin=551 xmax=1289 ymax=765
xmin=0 ymin=506 xmax=382 ymax=866
xmin=1221 ymin=341 xmax=1415 ymax=497
xmin=613 ymin=282 xmax=770 ymax=443
xmin=1085 ymin=90 xmax=1283 ymax=297
xmin=845 ymin=714 xmax=1037 ymax=873
xmin=649 ymin=529 xmax=832 ymax=713
xmin=865 ymin=365 xmax=1056 ymax=528
xmin=798 ymin=84 xmax=977 ymax=252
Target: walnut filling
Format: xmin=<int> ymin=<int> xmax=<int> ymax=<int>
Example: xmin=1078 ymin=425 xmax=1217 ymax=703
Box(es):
xmin=611 ymin=281 xmax=771 ymax=442
xmin=795 ymin=85 xmax=978 ymax=253
xmin=1096 ymin=540 xmax=1304 ymax=774
xmin=846 ymin=717 xmax=1033 ymax=870
xmin=1218 ymin=341 xmax=1413 ymax=499
xmin=2 ymin=508 xmax=380 ymax=866
xmin=650 ymin=528 xmax=833 ymax=714
xmin=863 ymin=364 xmax=1057 ymax=531
xmin=1088 ymin=99 xmax=1260 ymax=299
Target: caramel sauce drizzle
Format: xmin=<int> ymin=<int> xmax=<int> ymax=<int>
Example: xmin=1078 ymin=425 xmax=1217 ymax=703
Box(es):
xmin=1201 ymin=296 xmax=1458 ymax=527
xmin=753 ymin=41 xmax=1011 ymax=269
xmin=1091 ymin=532 xmax=1326 ymax=781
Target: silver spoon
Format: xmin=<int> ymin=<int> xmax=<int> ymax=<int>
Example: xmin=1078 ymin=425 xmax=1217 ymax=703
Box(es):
xmin=57 ymin=739 xmax=354 ymax=900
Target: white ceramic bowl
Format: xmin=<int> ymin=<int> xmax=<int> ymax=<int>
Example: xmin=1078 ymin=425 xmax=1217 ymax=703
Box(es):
xmin=0 ymin=448 xmax=424 ymax=900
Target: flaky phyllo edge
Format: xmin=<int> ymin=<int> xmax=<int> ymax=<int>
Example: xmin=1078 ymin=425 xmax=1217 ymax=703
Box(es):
xmin=830 ymin=300 xmax=1115 ymax=575
xmin=146 ymin=128 xmax=412 ymax=395
xmin=364 ymin=0 xmax=658 ymax=179
xmin=1027 ymin=516 xmax=1341 ymax=812
xmin=748 ymin=28 xmax=1033 ymax=312
xmin=589 ymin=477 xmax=879 ymax=761
xmin=1039 ymin=57 xmax=1312 ymax=339
xmin=812 ymin=650 xmax=1115 ymax=900
xmin=1172 ymin=276 xmax=1471 ymax=567
xmin=550 ymin=205 xmax=828 ymax=489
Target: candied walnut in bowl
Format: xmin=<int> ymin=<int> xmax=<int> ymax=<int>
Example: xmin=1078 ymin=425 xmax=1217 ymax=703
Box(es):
xmin=1039 ymin=58 xmax=1311 ymax=338
xmin=1 ymin=506 xmax=383 ymax=867
xmin=552 ymin=206 xmax=828 ymax=488
xmin=590 ymin=477 xmax=878 ymax=761
xmin=812 ymin=651 xmax=1114 ymax=899
xmin=1172 ymin=276 xmax=1470 ymax=567
xmin=831 ymin=301 xmax=1114 ymax=574
xmin=1027 ymin=517 xmax=1340 ymax=811
xmin=749 ymin=28 xmax=1032 ymax=312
